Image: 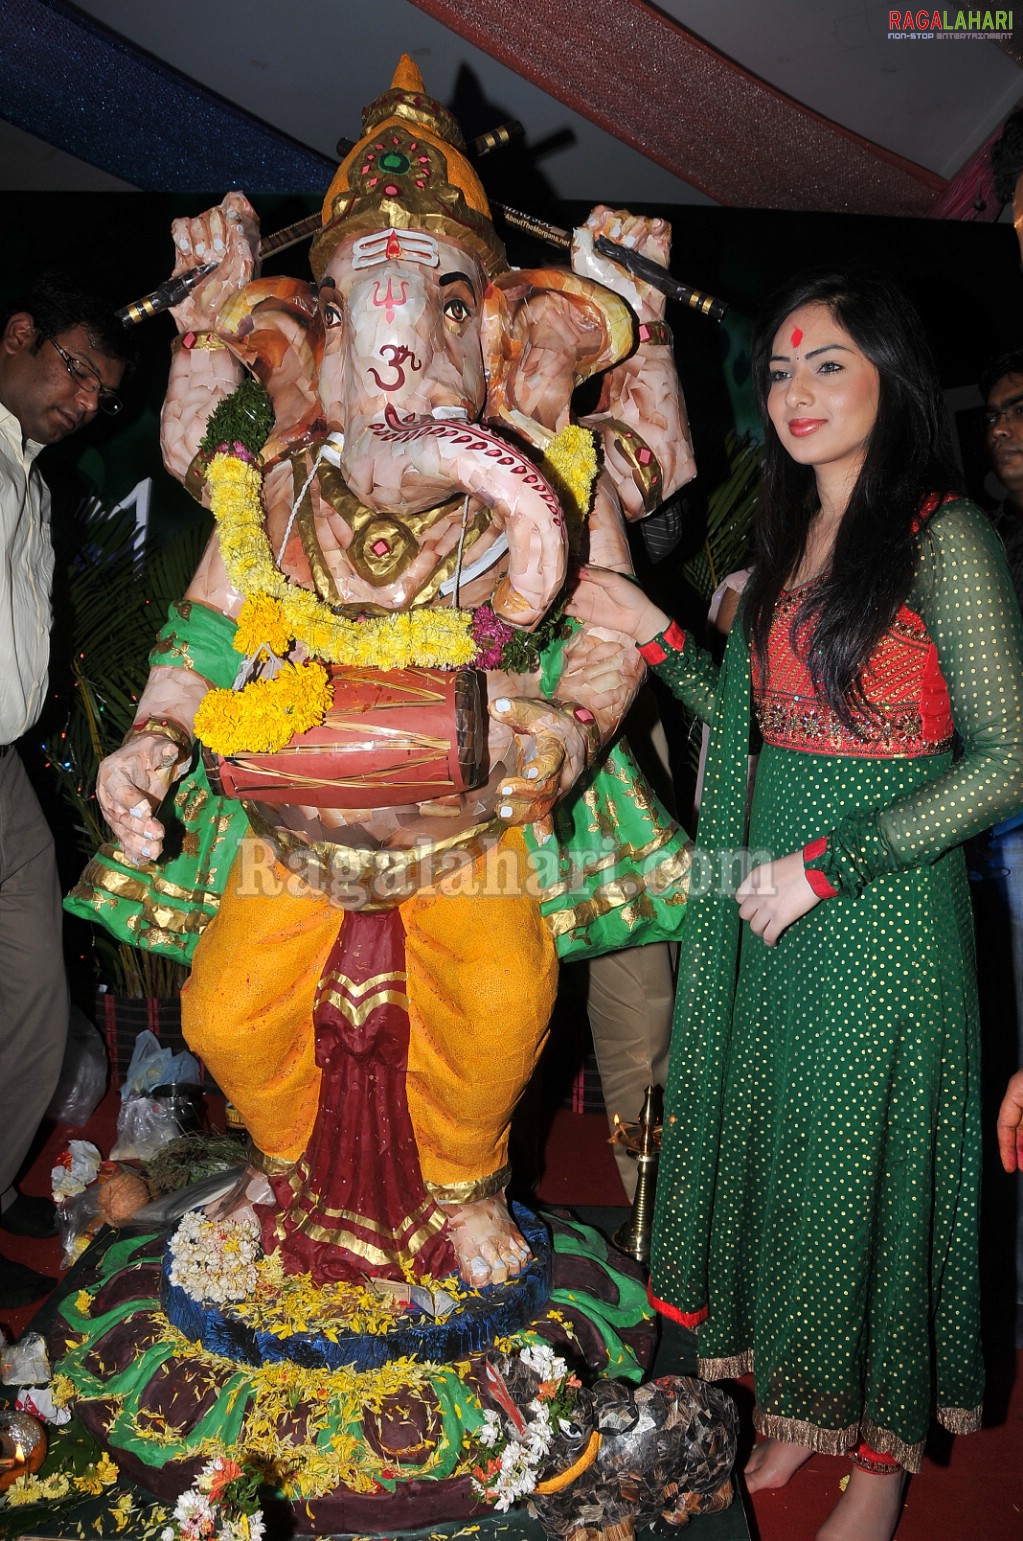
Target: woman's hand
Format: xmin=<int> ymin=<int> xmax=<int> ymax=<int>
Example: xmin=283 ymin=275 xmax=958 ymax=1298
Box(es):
xmin=997 ymin=1069 xmax=1023 ymax=1173
xmin=736 ymin=850 xmax=821 ymax=947
xmin=565 ymin=565 xmax=670 ymax=643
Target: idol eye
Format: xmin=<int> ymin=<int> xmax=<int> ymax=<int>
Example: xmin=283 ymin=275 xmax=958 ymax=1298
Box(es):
xmin=323 ymin=302 xmax=344 ymax=330
xmin=444 ymin=296 xmax=471 ymax=323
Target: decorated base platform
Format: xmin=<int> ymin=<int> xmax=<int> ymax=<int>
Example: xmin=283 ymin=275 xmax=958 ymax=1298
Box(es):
xmin=5 ymin=1211 xmax=749 ymax=1540
xmin=161 ymin=1203 xmax=556 ymax=1374
xmin=49 ymin=1209 xmax=662 ymax=1534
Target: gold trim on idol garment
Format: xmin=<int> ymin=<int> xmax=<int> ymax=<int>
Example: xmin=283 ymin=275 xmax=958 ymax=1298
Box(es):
xmin=426 ymin=1163 xmax=512 ymax=1205
xmin=71 ymin=854 xmax=222 ymax=926
xmin=543 ymin=849 xmax=691 ymax=940
xmin=267 ymin=1161 xmax=449 ymax=1266
xmin=316 ymin=987 xmax=410 ymax=1029
xmin=246 ymin=1141 xmax=296 ymax=1177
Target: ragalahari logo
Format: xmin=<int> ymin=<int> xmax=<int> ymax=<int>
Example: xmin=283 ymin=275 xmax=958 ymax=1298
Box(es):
xmin=889 ymin=8 xmax=1013 ymax=37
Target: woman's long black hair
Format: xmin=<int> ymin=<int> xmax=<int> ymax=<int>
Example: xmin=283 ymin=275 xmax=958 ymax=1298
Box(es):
xmin=743 ymin=269 xmax=959 ymax=729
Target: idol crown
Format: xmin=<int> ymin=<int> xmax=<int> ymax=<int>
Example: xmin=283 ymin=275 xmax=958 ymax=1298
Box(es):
xmin=311 ymin=54 xmax=507 ymax=280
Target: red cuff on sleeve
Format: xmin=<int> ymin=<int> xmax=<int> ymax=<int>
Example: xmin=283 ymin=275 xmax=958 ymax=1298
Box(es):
xmin=802 ymin=838 xmax=839 ymax=899
xmin=638 ymin=620 xmax=686 ymax=665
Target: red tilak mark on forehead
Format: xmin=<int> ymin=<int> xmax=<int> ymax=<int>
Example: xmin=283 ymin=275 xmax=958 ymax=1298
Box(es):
xmin=790 ymin=327 xmax=803 ymax=347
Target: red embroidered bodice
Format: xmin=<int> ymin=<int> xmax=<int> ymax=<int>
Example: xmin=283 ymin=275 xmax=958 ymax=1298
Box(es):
xmin=752 ymin=588 xmax=954 ymax=758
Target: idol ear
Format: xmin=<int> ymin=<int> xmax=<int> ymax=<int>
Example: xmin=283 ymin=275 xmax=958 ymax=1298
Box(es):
xmin=481 ymin=268 xmax=634 ymax=434
xmin=217 ymin=279 xmax=325 ymax=458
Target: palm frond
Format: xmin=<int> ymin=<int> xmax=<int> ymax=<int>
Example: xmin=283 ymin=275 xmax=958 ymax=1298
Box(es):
xmin=44 ymin=501 xmax=211 ymax=995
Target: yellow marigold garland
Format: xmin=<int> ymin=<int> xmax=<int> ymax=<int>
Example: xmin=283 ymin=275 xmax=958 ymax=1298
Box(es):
xmin=194 ymin=660 xmax=333 ymax=756
xmin=542 ymin=422 xmax=599 ymax=531
xmin=207 ymin=452 xmax=479 ymax=671
xmin=201 ymin=424 xmax=597 ymax=755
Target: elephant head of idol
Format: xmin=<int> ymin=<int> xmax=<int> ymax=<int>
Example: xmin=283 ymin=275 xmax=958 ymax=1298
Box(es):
xmin=305 ymin=56 xmax=632 ymax=630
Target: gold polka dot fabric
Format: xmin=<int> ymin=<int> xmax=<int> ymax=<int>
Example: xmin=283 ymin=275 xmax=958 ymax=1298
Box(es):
xmin=648 ymin=500 xmax=1023 ymax=1471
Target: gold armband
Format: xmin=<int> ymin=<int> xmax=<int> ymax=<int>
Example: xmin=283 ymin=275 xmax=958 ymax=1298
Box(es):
xmin=184 ymin=449 xmax=214 ymax=505
xmin=125 ymin=716 xmax=194 ymax=757
xmin=603 ymin=419 xmax=664 ymax=515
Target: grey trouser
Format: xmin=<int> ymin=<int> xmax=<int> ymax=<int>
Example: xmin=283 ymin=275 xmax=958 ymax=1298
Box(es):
xmin=0 ymin=747 xmax=68 ymax=1208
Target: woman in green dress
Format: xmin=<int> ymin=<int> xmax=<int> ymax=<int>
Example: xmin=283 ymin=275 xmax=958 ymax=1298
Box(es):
xmin=568 ymin=270 xmax=1023 ymax=1540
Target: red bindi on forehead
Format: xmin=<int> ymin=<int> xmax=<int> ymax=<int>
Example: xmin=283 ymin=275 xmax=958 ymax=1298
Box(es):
xmin=790 ymin=327 xmax=803 ymax=348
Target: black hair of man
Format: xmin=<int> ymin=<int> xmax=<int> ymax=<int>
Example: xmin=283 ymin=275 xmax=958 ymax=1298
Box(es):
xmin=992 ymin=109 xmax=1023 ymax=205
xmin=1 ymin=267 xmax=136 ymax=372
xmin=980 ymin=349 xmax=1023 ymax=404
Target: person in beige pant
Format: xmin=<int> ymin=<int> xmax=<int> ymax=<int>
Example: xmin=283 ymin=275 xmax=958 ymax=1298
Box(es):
xmin=587 ymin=687 xmax=678 ymax=1199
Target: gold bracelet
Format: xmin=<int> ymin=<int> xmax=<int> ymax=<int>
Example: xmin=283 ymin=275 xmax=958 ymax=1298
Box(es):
xmin=177 ymin=330 xmax=228 ymax=352
xmin=125 ymin=716 xmax=194 ymax=757
xmin=184 ymin=450 xmax=213 ymax=505
xmin=637 ymin=320 xmax=673 ymax=346
xmin=552 ymin=699 xmax=603 ymax=767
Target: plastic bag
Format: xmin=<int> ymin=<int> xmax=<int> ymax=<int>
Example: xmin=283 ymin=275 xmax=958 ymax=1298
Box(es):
xmin=57 ymin=1185 xmax=101 ymax=1268
xmin=111 ymin=1098 xmax=185 ymax=1161
xmin=121 ymin=1030 xmax=200 ymax=1100
xmin=51 ymin=1140 xmax=102 ymax=1203
xmin=1 ymin=1331 xmax=50 ymax=1386
xmin=46 ymin=1006 xmax=108 ymax=1126
xmin=111 ymin=1031 xmax=202 ymax=1160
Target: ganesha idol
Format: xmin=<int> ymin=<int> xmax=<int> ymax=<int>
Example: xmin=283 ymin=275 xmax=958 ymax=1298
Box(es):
xmin=74 ymin=56 xmax=696 ymax=1291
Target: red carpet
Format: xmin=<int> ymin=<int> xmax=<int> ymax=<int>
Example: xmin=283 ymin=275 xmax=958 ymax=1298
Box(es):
xmin=2 ymin=1095 xmax=1020 ymax=1539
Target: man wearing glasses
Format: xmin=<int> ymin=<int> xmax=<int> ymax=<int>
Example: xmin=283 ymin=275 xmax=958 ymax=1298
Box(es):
xmin=0 ymin=270 xmax=130 ymax=1308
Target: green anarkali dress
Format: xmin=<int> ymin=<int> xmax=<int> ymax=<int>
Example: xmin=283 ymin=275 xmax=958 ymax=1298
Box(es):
xmin=647 ymin=498 xmax=1023 ymax=1471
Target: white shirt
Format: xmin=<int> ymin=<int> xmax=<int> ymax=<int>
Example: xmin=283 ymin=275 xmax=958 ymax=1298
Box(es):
xmin=0 ymin=401 xmax=54 ymax=743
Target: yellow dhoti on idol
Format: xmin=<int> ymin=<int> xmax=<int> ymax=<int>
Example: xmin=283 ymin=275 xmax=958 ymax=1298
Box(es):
xmin=183 ymin=829 xmax=557 ymax=1278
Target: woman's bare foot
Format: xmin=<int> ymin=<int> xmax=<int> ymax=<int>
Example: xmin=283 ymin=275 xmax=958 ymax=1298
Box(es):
xmin=816 ymin=1465 xmax=906 ymax=1540
xmin=743 ymin=1436 xmax=814 ymax=1493
xmin=439 ymin=1190 xmax=531 ymax=1287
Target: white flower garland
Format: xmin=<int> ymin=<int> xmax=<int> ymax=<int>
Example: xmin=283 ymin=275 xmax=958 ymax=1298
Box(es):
xmin=162 ymin=1456 xmax=266 ymax=1541
xmin=470 ymin=1345 xmax=574 ymax=1511
xmin=167 ymin=1212 xmax=261 ymax=1305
